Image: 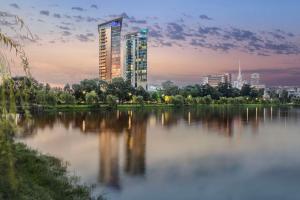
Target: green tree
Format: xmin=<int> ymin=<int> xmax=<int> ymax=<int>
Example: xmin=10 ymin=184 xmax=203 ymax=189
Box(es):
xmin=80 ymin=79 xmax=98 ymax=93
xmin=63 ymin=83 xmax=72 ymax=93
xmin=135 ymin=86 xmax=150 ymax=101
xmin=185 ymin=95 xmax=195 ymax=105
xmin=201 ymin=84 xmax=220 ymax=99
xmin=161 ymin=81 xmax=179 ymax=96
xmin=59 ymin=92 xmax=76 ymax=105
xmin=45 ymin=91 xmax=58 ymax=106
xmin=203 ymin=95 xmax=212 ymax=104
xmin=172 ymin=95 xmax=184 ymax=107
xmin=250 ymin=88 xmax=259 ymax=99
xmin=132 ymin=95 xmax=144 ymax=105
xmin=241 ymin=84 xmax=251 ymax=97
xmin=85 ymin=91 xmax=98 ymax=104
xmin=150 ymin=92 xmax=161 ymax=103
xmin=106 ymin=95 xmax=118 ymax=108
xmin=292 ymin=97 xmax=300 ymax=105
xmin=71 ymin=84 xmax=83 ymax=102
xmin=36 ymin=90 xmax=46 ymax=105
xmin=217 ymin=83 xmax=233 ymax=97
xmin=106 ymin=78 xmax=134 ymax=102
xmin=180 ymin=85 xmax=199 ymax=97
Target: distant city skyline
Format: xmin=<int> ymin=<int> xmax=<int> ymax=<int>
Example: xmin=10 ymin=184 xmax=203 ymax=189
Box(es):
xmin=1 ymin=0 xmax=300 ymax=86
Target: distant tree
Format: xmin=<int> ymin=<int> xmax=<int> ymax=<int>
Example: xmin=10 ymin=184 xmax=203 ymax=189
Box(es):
xmin=217 ymin=83 xmax=233 ymax=97
xmin=132 ymin=95 xmax=137 ymax=103
xmin=185 ymin=95 xmax=195 ymax=105
xmin=85 ymin=91 xmax=98 ymax=104
xmin=258 ymin=88 xmax=264 ymax=97
xmin=98 ymin=80 xmax=108 ymax=101
xmin=269 ymin=90 xmax=279 ymax=99
xmin=106 ymin=94 xmax=118 ymax=108
xmin=201 ymin=84 xmax=220 ymax=99
xmin=150 ymin=92 xmax=160 ymax=103
xmin=71 ymin=83 xmax=83 ymax=102
xmin=36 ymin=90 xmax=57 ymax=106
xmin=63 ymin=83 xmax=72 ymax=93
xmin=180 ymin=85 xmax=199 ymax=97
xmin=250 ymin=88 xmax=259 ymax=99
xmin=232 ymin=88 xmax=241 ymax=97
xmin=164 ymin=95 xmax=173 ymax=104
xmin=172 ymin=95 xmax=184 ymax=107
xmin=106 ymin=78 xmax=134 ymax=102
xmin=135 ymin=86 xmax=150 ymax=101
xmin=135 ymin=96 xmax=144 ymax=105
xmin=161 ymin=81 xmax=179 ymax=96
xmin=203 ymin=95 xmax=212 ymax=104
xmin=218 ymin=97 xmax=228 ymax=104
xmin=292 ymin=97 xmax=300 ymax=105
xmin=280 ymin=90 xmax=289 ymax=103
xmin=59 ymin=92 xmax=76 ymax=104
xmin=45 ymin=83 xmax=51 ymax=92
xmin=36 ymin=90 xmax=46 ymax=105
xmin=132 ymin=95 xmax=144 ymax=105
xmin=45 ymin=91 xmax=58 ymax=106
xmin=80 ymin=79 xmax=98 ymax=93
xmin=241 ymin=84 xmax=251 ymax=97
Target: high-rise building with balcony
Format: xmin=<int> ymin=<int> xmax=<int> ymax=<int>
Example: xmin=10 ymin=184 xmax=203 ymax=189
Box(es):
xmin=201 ymin=73 xmax=232 ymax=87
xmin=124 ymin=29 xmax=148 ymax=89
xmin=250 ymin=73 xmax=266 ymax=89
xmin=98 ymin=18 xmax=123 ymax=81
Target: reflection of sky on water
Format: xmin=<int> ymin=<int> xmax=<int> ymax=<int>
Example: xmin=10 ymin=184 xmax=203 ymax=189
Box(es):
xmin=18 ymin=107 xmax=300 ymax=200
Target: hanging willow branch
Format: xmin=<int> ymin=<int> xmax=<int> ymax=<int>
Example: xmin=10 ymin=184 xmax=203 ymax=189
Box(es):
xmin=1 ymin=11 xmax=33 ymax=118
xmin=0 ymin=11 xmax=33 ymax=77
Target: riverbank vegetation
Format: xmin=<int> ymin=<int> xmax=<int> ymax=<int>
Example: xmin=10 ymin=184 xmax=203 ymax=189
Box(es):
xmin=2 ymin=77 xmax=299 ymax=111
xmin=0 ymin=120 xmax=92 ymax=200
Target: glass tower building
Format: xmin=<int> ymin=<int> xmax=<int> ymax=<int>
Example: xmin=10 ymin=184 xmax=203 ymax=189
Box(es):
xmin=124 ymin=29 xmax=148 ymax=89
xmin=98 ymin=18 xmax=123 ymax=81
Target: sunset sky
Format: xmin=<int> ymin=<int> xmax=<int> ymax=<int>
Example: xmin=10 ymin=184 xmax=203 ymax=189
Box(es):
xmin=1 ymin=0 xmax=300 ymax=86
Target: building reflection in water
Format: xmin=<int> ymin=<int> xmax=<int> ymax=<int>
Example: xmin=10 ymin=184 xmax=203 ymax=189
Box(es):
xmin=98 ymin=111 xmax=147 ymax=190
xmin=124 ymin=113 xmax=147 ymax=176
xmin=99 ymin=130 xmax=121 ymax=189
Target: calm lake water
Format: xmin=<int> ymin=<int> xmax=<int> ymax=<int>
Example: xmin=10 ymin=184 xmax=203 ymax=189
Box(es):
xmin=18 ymin=106 xmax=300 ymax=200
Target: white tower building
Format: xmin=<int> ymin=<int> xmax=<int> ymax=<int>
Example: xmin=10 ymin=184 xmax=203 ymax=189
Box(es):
xmin=234 ymin=60 xmax=245 ymax=90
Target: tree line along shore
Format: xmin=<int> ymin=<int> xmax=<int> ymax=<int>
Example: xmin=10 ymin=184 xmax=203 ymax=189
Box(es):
xmin=1 ymin=76 xmax=299 ymax=113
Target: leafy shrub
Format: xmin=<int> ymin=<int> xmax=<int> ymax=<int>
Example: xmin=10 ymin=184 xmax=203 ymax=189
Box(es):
xmin=172 ymin=95 xmax=184 ymax=107
xmin=59 ymin=92 xmax=76 ymax=105
xmin=106 ymin=95 xmax=118 ymax=108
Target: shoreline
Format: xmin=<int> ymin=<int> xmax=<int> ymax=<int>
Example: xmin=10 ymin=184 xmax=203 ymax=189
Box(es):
xmin=27 ymin=103 xmax=298 ymax=112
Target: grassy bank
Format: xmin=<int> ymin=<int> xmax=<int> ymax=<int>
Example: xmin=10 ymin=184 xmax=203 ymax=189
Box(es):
xmin=0 ymin=119 xmax=100 ymax=200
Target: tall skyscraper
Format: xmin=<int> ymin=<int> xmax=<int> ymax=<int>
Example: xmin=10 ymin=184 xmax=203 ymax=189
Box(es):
xmin=98 ymin=18 xmax=123 ymax=81
xmin=124 ymin=29 xmax=148 ymax=89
